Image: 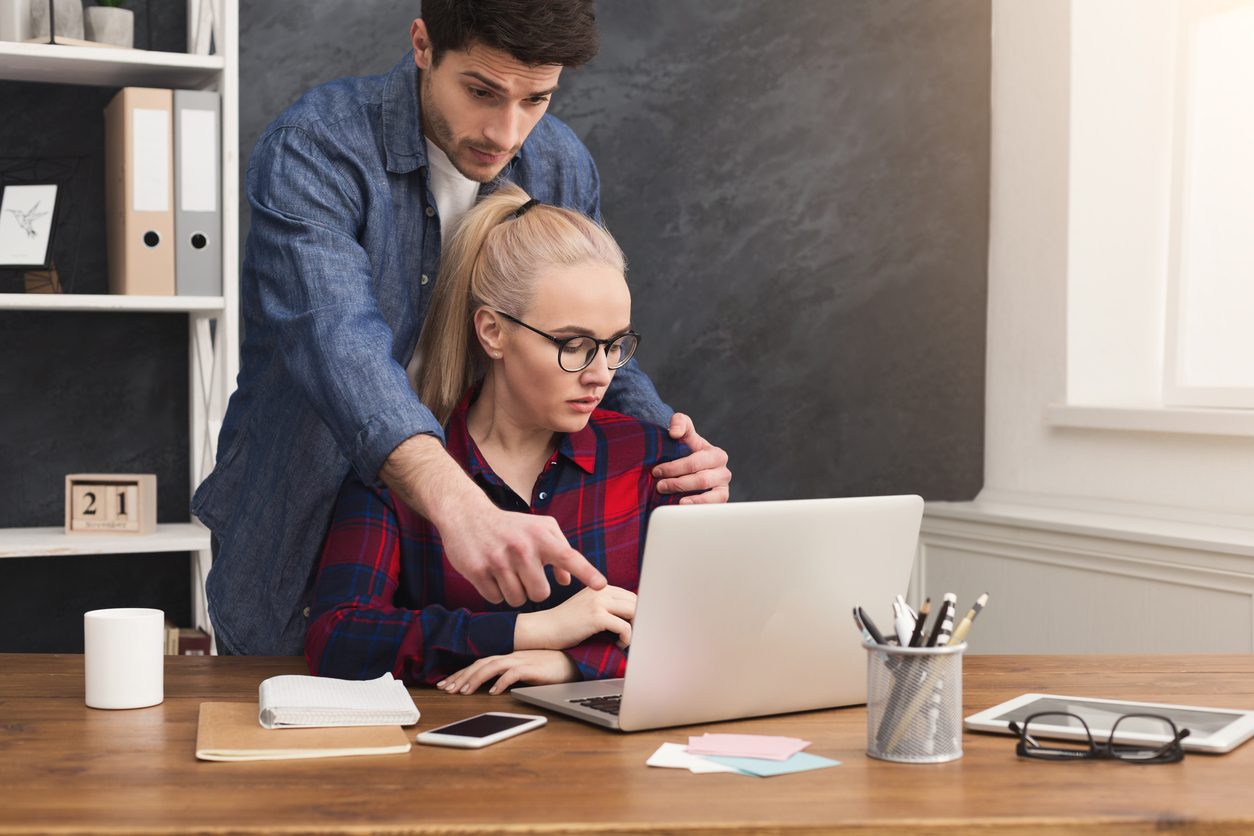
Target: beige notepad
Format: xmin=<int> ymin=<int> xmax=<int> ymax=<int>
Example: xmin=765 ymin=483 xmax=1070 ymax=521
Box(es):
xmin=195 ymin=702 xmax=412 ymax=762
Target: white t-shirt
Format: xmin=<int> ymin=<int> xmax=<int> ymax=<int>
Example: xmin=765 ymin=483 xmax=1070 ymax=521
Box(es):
xmin=407 ymin=139 xmax=481 ymax=394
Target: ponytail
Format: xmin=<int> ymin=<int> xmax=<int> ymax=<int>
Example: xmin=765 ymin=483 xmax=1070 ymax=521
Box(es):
xmin=417 ymin=182 xmax=625 ymax=424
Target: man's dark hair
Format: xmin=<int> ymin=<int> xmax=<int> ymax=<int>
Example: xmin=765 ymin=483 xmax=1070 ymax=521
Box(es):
xmin=421 ymin=0 xmax=600 ymax=68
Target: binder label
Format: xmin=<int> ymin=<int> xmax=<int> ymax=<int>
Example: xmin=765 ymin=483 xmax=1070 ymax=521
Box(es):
xmin=132 ymin=108 xmax=170 ymax=213
xmin=180 ymin=109 xmax=218 ymax=213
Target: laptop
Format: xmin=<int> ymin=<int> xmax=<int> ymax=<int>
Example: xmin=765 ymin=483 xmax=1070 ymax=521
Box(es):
xmin=511 ymin=494 xmax=924 ymax=731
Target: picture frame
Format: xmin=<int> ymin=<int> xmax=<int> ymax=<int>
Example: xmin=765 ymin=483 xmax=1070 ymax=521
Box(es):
xmin=0 ymin=182 xmax=61 ymax=269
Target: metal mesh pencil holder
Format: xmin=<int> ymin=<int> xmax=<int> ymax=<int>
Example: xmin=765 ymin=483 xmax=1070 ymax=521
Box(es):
xmin=864 ymin=640 xmax=966 ymax=763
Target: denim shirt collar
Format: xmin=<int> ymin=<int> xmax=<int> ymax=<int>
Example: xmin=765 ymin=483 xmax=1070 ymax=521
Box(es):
xmin=382 ymin=51 xmax=428 ymax=175
xmin=381 ymin=51 xmax=523 ymax=179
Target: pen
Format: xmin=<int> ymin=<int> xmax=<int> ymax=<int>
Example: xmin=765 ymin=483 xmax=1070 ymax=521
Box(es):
xmin=933 ymin=601 xmax=957 ymax=646
xmin=853 ymin=607 xmax=872 ymax=643
xmin=857 ymin=607 xmax=889 ymax=646
xmin=948 ymin=592 xmax=989 ymax=645
xmin=893 ymin=601 xmax=915 ymax=647
xmin=907 ymin=598 xmax=930 ymax=647
xmin=925 ymin=594 xmax=956 ymax=647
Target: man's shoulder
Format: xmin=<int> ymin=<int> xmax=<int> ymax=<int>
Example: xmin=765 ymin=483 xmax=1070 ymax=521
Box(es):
xmin=525 ymin=113 xmax=593 ymax=162
xmin=256 ymin=69 xmax=390 ymax=151
xmin=512 ymin=113 xmax=598 ymax=210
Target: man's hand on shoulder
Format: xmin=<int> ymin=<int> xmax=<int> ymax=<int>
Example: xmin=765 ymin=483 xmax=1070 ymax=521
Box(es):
xmin=379 ymin=434 xmax=605 ymax=606
xmin=652 ymin=413 xmax=731 ymax=504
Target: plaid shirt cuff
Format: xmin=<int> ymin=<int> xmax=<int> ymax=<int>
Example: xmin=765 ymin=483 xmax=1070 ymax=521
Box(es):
xmin=563 ymin=633 xmax=628 ymax=681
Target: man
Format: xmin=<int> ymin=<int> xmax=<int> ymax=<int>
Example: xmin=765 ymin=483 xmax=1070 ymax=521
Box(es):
xmin=192 ymin=0 xmax=731 ymax=656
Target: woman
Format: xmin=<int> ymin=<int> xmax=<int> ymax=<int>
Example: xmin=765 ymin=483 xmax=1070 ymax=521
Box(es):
xmin=305 ymin=183 xmax=693 ymax=695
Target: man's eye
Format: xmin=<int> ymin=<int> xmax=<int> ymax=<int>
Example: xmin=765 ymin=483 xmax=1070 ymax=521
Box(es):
xmin=528 ymin=96 xmax=550 ymax=105
xmin=470 ymin=88 xmax=491 ymax=99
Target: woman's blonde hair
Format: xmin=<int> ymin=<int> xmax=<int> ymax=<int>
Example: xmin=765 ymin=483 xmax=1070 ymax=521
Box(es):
xmin=417 ymin=182 xmax=627 ymax=424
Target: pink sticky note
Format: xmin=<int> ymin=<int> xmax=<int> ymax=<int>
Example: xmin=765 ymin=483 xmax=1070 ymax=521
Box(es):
xmin=685 ymin=733 xmax=812 ymax=761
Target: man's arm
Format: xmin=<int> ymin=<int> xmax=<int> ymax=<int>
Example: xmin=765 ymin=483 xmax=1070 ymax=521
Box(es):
xmin=250 ymin=127 xmax=602 ymax=601
xmin=379 ymin=435 xmax=606 ymax=605
xmin=247 ymin=126 xmax=439 ymax=481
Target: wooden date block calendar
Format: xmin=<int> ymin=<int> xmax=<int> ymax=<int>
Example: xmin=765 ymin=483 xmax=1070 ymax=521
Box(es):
xmin=65 ymin=474 xmax=157 ymax=535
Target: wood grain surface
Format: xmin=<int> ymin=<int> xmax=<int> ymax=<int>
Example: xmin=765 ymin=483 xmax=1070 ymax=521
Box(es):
xmin=2 ymin=653 xmax=1254 ymax=835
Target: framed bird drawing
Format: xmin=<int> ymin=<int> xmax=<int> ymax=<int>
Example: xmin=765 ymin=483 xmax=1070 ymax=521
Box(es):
xmin=0 ymin=182 xmax=61 ymax=269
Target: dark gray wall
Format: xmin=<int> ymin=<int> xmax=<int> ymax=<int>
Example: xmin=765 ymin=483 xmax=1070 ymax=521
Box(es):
xmin=236 ymin=0 xmax=989 ymax=503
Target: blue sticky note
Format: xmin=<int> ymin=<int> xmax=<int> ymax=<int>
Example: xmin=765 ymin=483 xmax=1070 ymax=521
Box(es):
xmin=700 ymin=752 xmax=841 ymax=777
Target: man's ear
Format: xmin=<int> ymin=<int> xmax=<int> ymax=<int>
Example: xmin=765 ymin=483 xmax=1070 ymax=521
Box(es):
xmin=411 ymin=19 xmax=434 ymax=70
xmin=474 ymin=308 xmax=507 ymax=357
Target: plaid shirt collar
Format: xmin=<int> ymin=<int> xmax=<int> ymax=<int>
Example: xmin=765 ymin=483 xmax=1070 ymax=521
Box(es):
xmin=445 ymin=388 xmax=599 ymax=488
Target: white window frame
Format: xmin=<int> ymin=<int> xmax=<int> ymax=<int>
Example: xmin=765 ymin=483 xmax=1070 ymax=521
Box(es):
xmin=1162 ymin=0 xmax=1254 ymax=409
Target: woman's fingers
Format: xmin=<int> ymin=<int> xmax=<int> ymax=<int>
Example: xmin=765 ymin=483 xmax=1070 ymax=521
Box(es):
xmin=439 ymin=657 xmax=496 ymax=693
xmin=460 ymin=656 xmax=519 ymax=694
xmin=489 ymin=666 xmax=526 ymax=695
xmin=601 ymin=613 xmax=632 ymax=648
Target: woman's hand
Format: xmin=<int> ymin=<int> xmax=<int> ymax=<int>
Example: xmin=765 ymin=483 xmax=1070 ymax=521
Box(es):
xmin=514 ymin=585 xmax=637 ymax=651
xmin=436 ymin=650 xmax=579 ymax=695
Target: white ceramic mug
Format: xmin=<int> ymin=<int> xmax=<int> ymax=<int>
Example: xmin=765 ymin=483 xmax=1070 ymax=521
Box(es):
xmin=84 ymin=608 xmax=165 ymax=709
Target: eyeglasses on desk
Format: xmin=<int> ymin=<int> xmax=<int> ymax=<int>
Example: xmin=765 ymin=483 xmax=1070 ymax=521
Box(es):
xmin=1008 ymin=711 xmax=1191 ymax=764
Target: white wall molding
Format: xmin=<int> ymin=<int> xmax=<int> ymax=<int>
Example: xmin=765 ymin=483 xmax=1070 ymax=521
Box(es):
xmin=919 ymin=495 xmax=1254 ymax=654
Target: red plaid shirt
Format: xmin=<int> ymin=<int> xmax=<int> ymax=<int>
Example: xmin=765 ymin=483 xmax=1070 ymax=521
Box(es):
xmin=305 ymin=392 xmax=689 ymax=686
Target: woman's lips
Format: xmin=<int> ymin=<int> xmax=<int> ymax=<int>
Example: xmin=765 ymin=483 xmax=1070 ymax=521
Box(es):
xmin=567 ymin=398 xmax=598 ymax=414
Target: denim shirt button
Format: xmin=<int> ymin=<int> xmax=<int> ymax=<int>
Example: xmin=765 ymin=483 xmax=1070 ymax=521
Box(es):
xmin=421 ymin=274 xmax=429 ymax=285
xmin=538 ymin=492 xmax=548 ymax=501
xmin=425 ymin=206 xmax=436 ymax=217
xmin=303 ymin=607 xmax=311 ymax=618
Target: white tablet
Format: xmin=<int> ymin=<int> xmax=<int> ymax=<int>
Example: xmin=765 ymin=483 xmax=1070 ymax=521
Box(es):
xmin=964 ymin=693 xmax=1254 ymax=754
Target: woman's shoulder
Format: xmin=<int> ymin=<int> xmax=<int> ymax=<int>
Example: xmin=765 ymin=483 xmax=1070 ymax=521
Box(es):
xmin=587 ymin=409 xmax=690 ymax=469
xmin=333 ymin=469 xmax=427 ymax=530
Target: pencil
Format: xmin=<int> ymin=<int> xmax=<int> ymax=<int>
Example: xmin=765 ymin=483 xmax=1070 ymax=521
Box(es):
xmin=907 ymin=598 xmax=930 ymax=648
xmin=948 ymin=592 xmax=989 ymax=645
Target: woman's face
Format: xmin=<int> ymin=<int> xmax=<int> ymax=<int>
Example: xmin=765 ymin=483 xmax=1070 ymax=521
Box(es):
xmin=488 ymin=262 xmax=632 ymax=435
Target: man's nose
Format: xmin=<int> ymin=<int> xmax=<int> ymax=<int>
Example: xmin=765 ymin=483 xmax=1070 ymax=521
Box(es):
xmin=483 ymin=105 xmax=522 ymax=153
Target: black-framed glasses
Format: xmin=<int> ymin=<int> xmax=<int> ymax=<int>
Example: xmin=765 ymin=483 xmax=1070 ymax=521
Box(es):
xmin=496 ymin=311 xmax=640 ymax=372
xmin=1008 ymin=712 xmax=1190 ymax=764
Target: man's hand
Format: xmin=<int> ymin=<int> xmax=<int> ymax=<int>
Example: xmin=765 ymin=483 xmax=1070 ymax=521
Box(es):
xmin=514 ymin=585 xmax=637 ymax=651
xmin=436 ymin=650 xmax=579 ymax=695
xmin=652 ymin=413 xmax=731 ymax=504
xmin=380 ymin=434 xmax=606 ymax=606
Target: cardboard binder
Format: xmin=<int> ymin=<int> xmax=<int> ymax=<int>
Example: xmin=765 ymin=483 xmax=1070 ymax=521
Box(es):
xmin=103 ymin=87 xmax=175 ymax=296
xmin=173 ymin=90 xmax=222 ymax=296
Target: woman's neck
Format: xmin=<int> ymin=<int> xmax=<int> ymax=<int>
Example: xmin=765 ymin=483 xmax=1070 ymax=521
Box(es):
xmin=465 ymin=372 xmax=560 ymax=505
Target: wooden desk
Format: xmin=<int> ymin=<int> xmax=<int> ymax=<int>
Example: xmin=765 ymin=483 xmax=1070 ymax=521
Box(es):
xmin=2 ymin=654 xmax=1254 ymax=835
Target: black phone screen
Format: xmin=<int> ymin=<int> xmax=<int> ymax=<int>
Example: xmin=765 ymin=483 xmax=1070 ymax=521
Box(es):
xmin=433 ymin=714 xmax=534 ymax=738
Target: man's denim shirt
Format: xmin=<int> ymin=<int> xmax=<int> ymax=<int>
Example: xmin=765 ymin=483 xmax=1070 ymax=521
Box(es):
xmin=191 ymin=52 xmax=672 ymax=657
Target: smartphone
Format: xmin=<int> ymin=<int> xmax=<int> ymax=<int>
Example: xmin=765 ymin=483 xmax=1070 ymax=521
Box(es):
xmin=416 ymin=712 xmax=547 ymax=748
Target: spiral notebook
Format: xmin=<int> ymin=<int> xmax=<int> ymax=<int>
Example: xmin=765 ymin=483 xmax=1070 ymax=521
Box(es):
xmin=257 ymin=672 xmax=420 ymax=728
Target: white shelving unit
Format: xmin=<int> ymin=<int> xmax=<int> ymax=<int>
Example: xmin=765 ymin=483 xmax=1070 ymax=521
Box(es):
xmin=0 ymin=5 xmax=240 ymax=652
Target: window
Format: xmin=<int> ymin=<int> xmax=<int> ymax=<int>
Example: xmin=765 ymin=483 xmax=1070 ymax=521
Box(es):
xmin=1059 ymin=0 xmax=1254 ymax=429
xmin=1164 ymin=0 xmax=1254 ymax=408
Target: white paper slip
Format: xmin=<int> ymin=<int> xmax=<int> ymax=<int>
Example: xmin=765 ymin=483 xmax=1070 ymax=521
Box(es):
xmin=258 ymin=672 xmax=420 ymax=729
xmin=646 ymin=742 xmax=742 ymax=774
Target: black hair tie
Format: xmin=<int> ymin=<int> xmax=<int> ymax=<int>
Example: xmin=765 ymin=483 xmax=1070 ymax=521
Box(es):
xmin=514 ymin=198 xmax=541 ymax=217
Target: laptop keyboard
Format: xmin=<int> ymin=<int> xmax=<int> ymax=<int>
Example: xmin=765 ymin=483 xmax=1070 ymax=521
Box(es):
xmin=569 ymin=694 xmax=622 ymax=716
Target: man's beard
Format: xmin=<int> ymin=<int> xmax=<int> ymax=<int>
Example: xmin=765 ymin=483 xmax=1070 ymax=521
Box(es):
xmin=421 ymin=71 xmax=511 ymax=184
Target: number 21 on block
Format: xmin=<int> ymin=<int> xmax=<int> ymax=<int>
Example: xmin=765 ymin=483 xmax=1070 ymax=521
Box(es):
xmin=65 ymin=474 xmax=157 ymax=535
